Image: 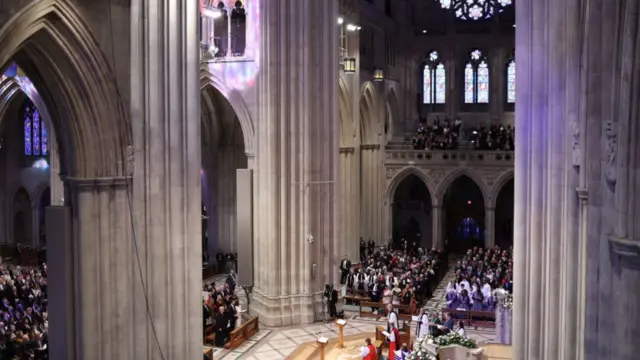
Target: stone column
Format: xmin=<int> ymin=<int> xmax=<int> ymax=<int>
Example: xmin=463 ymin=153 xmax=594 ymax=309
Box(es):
xmin=129 ymin=0 xmax=202 ymax=358
xmin=339 ymin=147 xmax=359 ymax=261
xmin=50 ymin=177 xmax=138 ymax=360
xmin=432 ymin=204 xmax=442 ymax=250
xmin=48 ymin=134 xmax=64 ymax=205
xmin=484 ymin=206 xmax=495 ymax=249
xmin=252 ymin=0 xmax=339 ymax=326
xmin=31 ymin=201 xmax=38 ymax=246
xmin=360 ymin=144 xmax=384 ymax=243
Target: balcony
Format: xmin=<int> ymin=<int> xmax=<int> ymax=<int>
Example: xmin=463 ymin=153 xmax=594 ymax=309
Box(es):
xmin=200 ymin=1 xmax=251 ymax=63
xmin=385 ymin=149 xmax=514 ymax=167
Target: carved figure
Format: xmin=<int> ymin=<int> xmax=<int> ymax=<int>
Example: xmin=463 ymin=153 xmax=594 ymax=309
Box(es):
xmin=572 ymin=120 xmax=580 ymax=166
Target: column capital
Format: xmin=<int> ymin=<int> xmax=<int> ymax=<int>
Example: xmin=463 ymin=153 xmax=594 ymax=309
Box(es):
xmin=62 ymin=176 xmax=132 ymax=189
xmin=361 ymin=144 xmax=380 ymax=150
xmin=339 ymin=147 xmax=356 ymax=154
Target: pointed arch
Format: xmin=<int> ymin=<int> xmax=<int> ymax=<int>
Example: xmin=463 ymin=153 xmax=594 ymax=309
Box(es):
xmin=385 ymin=88 xmax=400 ymax=139
xmin=200 ymin=68 xmax=255 ymax=155
xmin=359 ymin=81 xmax=379 ymax=145
xmin=386 ymin=167 xmax=437 ymax=205
xmin=0 ymin=0 xmax=131 ymax=177
xmin=436 ymin=168 xmax=490 ymax=206
xmin=490 ymin=170 xmax=515 ymax=207
xmin=339 ymin=76 xmax=354 ymax=147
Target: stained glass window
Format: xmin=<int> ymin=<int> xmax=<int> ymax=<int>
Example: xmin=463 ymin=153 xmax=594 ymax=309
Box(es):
xmin=464 ymin=63 xmax=474 ymax=104
xmin=464 ymin=50 xmax=490 ymax=104
xmin=423 ymin=65 xmax=432 ymax=104
xmin=477 ymin=61 xmax=489 ymax=103
xmin=435 ymin=64 xmax=446 ymax=104
xmin=507 ymin=59 xmax=516 ymax=103
xmin=423 ymin=51 xmax=446 ymax=104
xmin=23 ymin=100 xmax=48 ymax=156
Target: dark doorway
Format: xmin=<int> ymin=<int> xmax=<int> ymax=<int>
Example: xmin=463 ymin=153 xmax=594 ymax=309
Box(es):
xmin=495 ymin=178 xmax=514 ymax=248
xmin=392 ymin=174 xmax=433 ymax=248
xmin=13 ymin=188 xmax=32 ymax=245
xmin=38 ymin=187 xmax=50 ymax=245
xmin=443 ymin=176 xmax=485 ymax=253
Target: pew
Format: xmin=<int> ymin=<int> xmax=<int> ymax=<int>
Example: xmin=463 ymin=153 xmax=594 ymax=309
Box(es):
xmin=468 ymin=310 xmax=496 ymax=329
xmin=203 ymin=347 xmax=213 ymax=359
xmin=224 ymin=315 xmax=260 ymax=350
xmin=202 ymin=264 xmax=216 ymax=281
xmin=344 ymin=289 xmax=370 ymax=305
xmin=359 ymin=301 xmax=384 ymax=318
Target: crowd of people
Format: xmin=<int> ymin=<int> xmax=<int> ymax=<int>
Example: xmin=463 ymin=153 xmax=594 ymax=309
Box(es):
xmin=444 ymin=246 xmax=513 ymax=312
xmin=468 ymin=124 xmax=515 ymax=151
xmin=202 ymin=270 xmax=243 ymax=350
xmin=0 ymin=263 xmax=48 ymax=359
xmin=411 ymin=118 xmax=462 ymax=150
xmin=341 ymin=238 xmax=446 ymax=313
xmin=410 ymin=118 xmax=515 ymax=152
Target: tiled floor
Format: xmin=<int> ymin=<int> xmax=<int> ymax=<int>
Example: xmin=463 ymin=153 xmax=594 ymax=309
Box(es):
xmin=204 ymin=263 xmax=496 ymax=359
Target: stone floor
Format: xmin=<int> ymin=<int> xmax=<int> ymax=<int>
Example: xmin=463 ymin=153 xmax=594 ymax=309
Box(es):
xmin=203 ymin=260 xmax=498 ymax=359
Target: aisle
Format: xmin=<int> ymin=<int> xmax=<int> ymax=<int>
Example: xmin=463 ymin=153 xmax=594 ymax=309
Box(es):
xmin=422 ymin=258 xmax=458 ymax=313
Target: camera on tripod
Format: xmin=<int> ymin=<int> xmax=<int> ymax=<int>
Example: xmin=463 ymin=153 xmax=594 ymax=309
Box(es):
xmin=323 ymin=284 xmax=339 ymax=320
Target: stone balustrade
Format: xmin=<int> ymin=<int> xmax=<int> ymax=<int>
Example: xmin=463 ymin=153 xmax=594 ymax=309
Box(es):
xmin=385 ymin=149 xmax=514 ymax=167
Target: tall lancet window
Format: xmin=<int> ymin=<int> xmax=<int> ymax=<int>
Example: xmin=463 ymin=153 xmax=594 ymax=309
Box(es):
xmin=464 ymin=49 xmax=490 ymax=104
xmin=23 ymin=100 xmax=47 ymax=156
xmin=506 ymin=58 xmax=516 ymax=104
xmin=423 ymin=51 xmax=446 ymax=104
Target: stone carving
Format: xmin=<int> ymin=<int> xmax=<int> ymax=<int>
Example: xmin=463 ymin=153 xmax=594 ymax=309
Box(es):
xmin=475 ymin=168 xmax=502 ymax=188
xmin=604 ymin=120 xmax=617 ymax=185
xmin=386 ymin=168 xmax=399 ymax=179
xmin=572 ymin=120 xmax=581 ymax=166
xmin=126 ymin=145 xmax=135 ymax=176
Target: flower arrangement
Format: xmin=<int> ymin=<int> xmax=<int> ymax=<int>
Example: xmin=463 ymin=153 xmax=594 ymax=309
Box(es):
xmin=493 ymin=288 xmax=513 ymax=310
xmin=407 ymin=337 xmax=437 ymax=360
xmin=431 ymin=332 xmax=478 ymax=349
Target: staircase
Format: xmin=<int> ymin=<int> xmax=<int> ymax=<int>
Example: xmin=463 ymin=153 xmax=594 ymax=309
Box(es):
xmin=423 ymin=256 xmax=459 ymax=313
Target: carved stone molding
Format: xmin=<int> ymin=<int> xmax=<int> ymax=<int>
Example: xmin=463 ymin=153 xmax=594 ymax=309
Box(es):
xmin=126 ymin=145 xmax=135 ymax=176
xmin=609 ymin=236 xmax=640 ymax=270
xmin=362 ymin=144 xmax=381 ymax=150
xmin=339 ymin=147 xmax=355 ymax=154
xmin=422 ymin=168 xmax=448 ymax=188
xmin=475 ymin=168 xmax=504 ymax=189
xmin=62 ymin=176 xmax=132 ymax=189
xmin=571 ymin=120 xmax=581 ymax=166
xmin=386 ymin=167 xmax=400 ymax=179
xmin=576 ymin=187 xmax=588 ymax=202
xmin=604 ymin=120 xmax=618 ymax=186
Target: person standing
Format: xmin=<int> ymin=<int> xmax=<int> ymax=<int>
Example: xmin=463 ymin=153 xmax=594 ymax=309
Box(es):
xmin=387 ymin=322 xmax=400 ymax=360
xmin=340 ymin=256 xmax=352 ymax=284
xmin=360 ymin=238 xmax=366 ymax=263
xmin=361 ymin=338 xmax=378 ymax=360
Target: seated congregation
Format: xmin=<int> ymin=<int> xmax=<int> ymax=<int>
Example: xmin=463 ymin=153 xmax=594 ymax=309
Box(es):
xmin=341 ymin=238 xmax=446 ymax=314
xmin=444 ymin=246 xmax=513 ymax=312
xmin=0 ymin=262 xmax=48 ymax=360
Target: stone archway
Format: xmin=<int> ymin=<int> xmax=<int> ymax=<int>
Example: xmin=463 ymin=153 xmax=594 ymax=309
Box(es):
xmin=200 ymin=82 xmax=250 ymax=262
xmin=391 ymin=173 xmax=434 ymax=249
xmin=495 ymin=178 xmax=514 ymax=248
xmin=442 ymin=175 xmax=486 ymax=253
xmin=0 ymin=2 xmax=134 ymax=359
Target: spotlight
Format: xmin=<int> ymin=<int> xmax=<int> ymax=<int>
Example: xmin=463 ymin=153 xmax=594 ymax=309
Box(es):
xmin=346 ymin=24 xmax=359 ymax=32
xmin=338 ymin=17 xmax=344 ymax=25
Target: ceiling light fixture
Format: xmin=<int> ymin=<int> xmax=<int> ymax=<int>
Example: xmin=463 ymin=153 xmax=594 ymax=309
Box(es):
xmin=437 ymin=0 xmax=513 ymax=21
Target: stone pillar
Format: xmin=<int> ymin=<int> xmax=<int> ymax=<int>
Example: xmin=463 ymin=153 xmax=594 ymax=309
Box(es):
xmin=48 ymin=134 xmax=64 ymax=205
xmin=31 ymin=201 xmax=39 ymax=247
xmin=339 ymin=147 xmax=359 ymax=261
xmin=130 ymin=0 xmax=202 ymax=358
xmin=360 ymin=144 xmax=383 ymax=242
xmin=50 ymin=177 xmax=137 ymax=360
xmin=484 ymin=206 xmax=495 ymax=249
xmin=252 ymin=0 xmax=339 ymax=326
xmin=432 ymin=204 xmax=442 ymax=250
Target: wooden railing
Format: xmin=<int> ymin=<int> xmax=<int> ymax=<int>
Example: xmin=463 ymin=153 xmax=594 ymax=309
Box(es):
xmin=385 ymin=149 xmax=514 ymax=166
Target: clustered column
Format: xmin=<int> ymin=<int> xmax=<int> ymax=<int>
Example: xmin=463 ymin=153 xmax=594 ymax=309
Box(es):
xmin=251 ymin=0 xmax=339 ymax=326
xmin=515 ymin=0 xmax=640 ymax=359
xmin=339 ymin=147 xmax=359 ymax=261
xmin=360 ymin=144 xmax=384 ymax=243
xmin=484 ymin=206 xmax=495 ymax=249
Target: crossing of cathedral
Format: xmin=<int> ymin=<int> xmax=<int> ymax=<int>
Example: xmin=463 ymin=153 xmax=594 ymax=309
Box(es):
xmin=0 ymin=0 xmax=637 ymax=360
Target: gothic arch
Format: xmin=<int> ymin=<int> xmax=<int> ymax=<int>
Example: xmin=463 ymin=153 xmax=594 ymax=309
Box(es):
xmin=490 ymin=170 xmax=515 ymax=207
xmin=32 ymin=183 xmax=51 ymax=207
xmin=385 ymin=88 xmax=400 ymax=139
xmin=339 ymin=76 xmax=354 ymax=147
xmin=0 ymin=0 xmax=131 ymax=178
xmin=9 ymin=186 xmax=32 ymax=245
xmin=436 ymin=168 xmax=490 ymax=206
xmin=200 ymin=68 xmax=255 ymax=155
xmin=359 ymin=81 xmax=379 ymax=145
xmin=386 ymin=167 xmax=438 ymax=205
xmin=0 ymin=72 xmax=59 ymax=164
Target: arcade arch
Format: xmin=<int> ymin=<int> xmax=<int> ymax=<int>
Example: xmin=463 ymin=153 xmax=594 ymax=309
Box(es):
xmin=442 ymin=175 xmax=486 ymax=253
xmin=495 ymin=177 xmax=514 ymax=248
xmin=12 ymin=187 xmax=31 ymax=245
xmin=391 ymin=174 xmax=433 ymax=248
xmin=200 ymin=83 xmax=249 ymax=258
